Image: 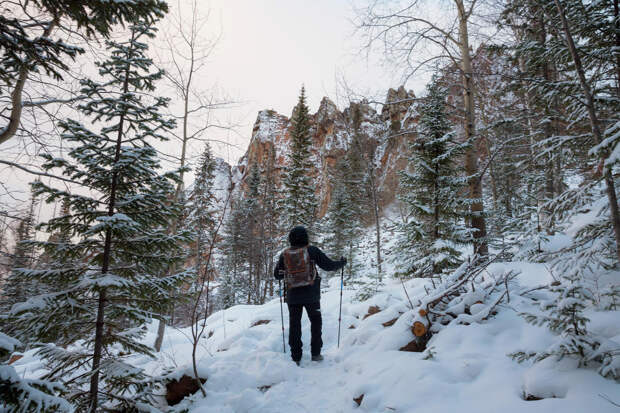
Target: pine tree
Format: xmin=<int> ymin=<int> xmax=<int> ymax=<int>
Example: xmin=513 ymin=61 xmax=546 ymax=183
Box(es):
xmin=0 ymin=332 xmax=72 ymax=412
xmin=217 ymin=194 xmax=248 ymax=308
xmin=326 ymin=153 xmax=363 ymax=279
xmin=394 ymin=77 xmax=472 ymax=279
xmin=244 ymin=164 xmax=267 ymax=304
xmin=1 ymin=187 xmax=38 ymax=315
xmin=8 ymin=18 xmax=190 ymax=411
xmin=260 ymin=147 xmax=281 ymax=298
xmin=280 ymin=86 xmax=318 ymax=234
xmin=176 ymin=143 xmax=218 ymax=324
xmin=510 ymin=270 xmax=619 ymax=380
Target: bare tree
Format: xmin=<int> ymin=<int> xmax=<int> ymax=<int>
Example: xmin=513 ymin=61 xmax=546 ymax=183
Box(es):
xmin=357 ymin=0 xmax=488 ymax=255
xmin=0 ymin=0 xmax=168 ymax=146
xmin=152 ymin=0 xmax=237 ymax=351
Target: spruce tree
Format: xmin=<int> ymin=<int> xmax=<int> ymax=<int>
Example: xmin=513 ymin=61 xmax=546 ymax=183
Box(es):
xmin=176 ymin=143 xmax=217 ymax=324
xmin=395 ymin=77 xmax=472 ymax=279
xmin=326 ymin=153 xmax=363 ymax=279
xmin=1 ymin=187 xmax=38 ymax=315
xmin=244 ymin=164 xmax=266 ymax=304
xmin=0 ymin=332 xmax=72 ymax=412
xmin=511 ymin=270 xmax=619 ymax=380
xmin=260 ymin=147 xmax=281 ymax=298
xmin=217 ymin=194 xmax=248 ymax=308
xmin=8 ymin=18 xmax=189 ymax=412
xmin=280 ymin=86 xmax=318 ymax=233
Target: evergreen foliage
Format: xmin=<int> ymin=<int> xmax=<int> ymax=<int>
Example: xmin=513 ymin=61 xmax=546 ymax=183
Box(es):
xmin=1 ymin=188 xmax=38 ymax=315
xmin=325 ymin=153 xmax=363 ymax=278
xmin=0 ymin=332 xmax=72 ymax=412
xmin=394 ymin=77 xmax=472 ymax=279
xmin=217 ymin=193 xmax=248 ymax=308
xmin=280 ymin=86 xmax=319 ymax=233
xmin=0 ymin=0 xmax=168 ymax=84
xmin=217 ymin=164 xmax=275 ymax=307
xmin=6 ymin=18 xmax=190 ymax=411
xmin=175 ymin=143 xmax=218 ymax=325
xmin=511 ymin=270 xmax=619 ymax=380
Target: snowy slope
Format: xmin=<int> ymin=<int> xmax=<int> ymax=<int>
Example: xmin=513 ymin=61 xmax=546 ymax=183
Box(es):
xmin=115 ymin=262 xmax=616 ymax=413
xmin=10 ymin=223 xmax=620 ymax=412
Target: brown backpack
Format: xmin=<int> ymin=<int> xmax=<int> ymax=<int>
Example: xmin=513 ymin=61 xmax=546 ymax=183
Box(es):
xmin=282 ymin=247 xmax=317 ymax=289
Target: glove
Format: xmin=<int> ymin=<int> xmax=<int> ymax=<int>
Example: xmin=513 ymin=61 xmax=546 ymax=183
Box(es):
xmin=340 ymin=256 xmax=347 ymax=265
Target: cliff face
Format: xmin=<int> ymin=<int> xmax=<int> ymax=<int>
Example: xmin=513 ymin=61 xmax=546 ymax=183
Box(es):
xmin=232 ymin=86 xmax=418 ymax=219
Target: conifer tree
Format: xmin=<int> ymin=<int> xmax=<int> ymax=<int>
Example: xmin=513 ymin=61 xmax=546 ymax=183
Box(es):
xmin=176 ymin=143 xmax=217 ymax=324
xmin=1 ymin=187 xmax=38 ymax=314
xmin=511 ymin=269 xmax=619 ymax=380
xmin=8 ymin=18 xmax=189 ymax=412
xmin=260 ymin=147 xmax=281 ymax=297
xmin=244 ymin=164 xmax=266 ymax=303
xmin=0 ymin=332 xmax=72 ymax=412
xmin=280 ymin=86 xmax=318 ymax=233
xmin=217 ymin=194 xmax=248 ymax=308
xmin=395 ymin=77 xmax=472 ymax=279
xmin=326 ymin=153 xmax=363 ymax=278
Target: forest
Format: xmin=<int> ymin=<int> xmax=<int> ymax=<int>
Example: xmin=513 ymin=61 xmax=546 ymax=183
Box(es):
xmin=1 ymin=0 xmax=619 ymax=412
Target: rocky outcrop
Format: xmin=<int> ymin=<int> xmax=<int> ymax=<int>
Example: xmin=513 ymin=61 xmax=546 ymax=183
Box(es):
xmin=233 ymin=86 xmax=418 ymax=220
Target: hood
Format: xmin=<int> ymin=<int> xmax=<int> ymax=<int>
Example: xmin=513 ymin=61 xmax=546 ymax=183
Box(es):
xmin=288 ymin=226 xmax=309 ymax=247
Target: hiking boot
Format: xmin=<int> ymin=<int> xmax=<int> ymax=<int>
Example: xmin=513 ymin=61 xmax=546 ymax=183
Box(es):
xmin=294 ymin=360 xmax=301 ymax=366
xmin=311 ymin=354 xmax=323 ymax=362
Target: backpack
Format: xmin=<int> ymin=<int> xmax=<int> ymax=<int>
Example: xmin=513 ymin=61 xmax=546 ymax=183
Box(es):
xmin=282 ymin=247 xmax=317 ymax=289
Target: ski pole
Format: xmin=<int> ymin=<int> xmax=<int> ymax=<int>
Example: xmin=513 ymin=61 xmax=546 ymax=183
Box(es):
xmin=338 ymin=266 xmax=344 ymax=348
xmin=278 ymin=279 xmax=286 ymax=353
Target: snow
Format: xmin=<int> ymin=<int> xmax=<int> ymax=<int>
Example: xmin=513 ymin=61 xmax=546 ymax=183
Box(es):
xmin=8 ymin=209 xmax=620 ymax=412
xmin=16 ymin=258 xmax=618 ymax=412
xmin=0 ymin=332 xmax=20 ymax=352
xmin=106 ymin=263 xmax=615 ymax=413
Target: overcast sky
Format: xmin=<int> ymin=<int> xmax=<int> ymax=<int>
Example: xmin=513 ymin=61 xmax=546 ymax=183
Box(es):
xmin=183 ymin=0 xmax=430 ymax=165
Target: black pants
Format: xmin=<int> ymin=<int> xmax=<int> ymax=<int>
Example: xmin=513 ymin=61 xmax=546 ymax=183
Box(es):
xmin=287 ymin=301 xmax=322 ymax=362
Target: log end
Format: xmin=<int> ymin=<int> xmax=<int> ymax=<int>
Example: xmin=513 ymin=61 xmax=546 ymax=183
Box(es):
xmin=412 ymin=321 xmax=427 ymax=337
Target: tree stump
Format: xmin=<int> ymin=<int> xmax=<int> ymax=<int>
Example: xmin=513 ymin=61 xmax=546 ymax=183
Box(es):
xmin=166 ymin=375 xmax=207 ymax=406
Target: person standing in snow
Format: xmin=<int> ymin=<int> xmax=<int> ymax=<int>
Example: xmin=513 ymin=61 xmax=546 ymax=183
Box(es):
xmin=274 ymin=226 xmax=346 ymax=365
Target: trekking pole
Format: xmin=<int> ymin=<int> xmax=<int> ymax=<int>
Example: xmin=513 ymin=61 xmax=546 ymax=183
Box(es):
xmin=278 ymin=279 xmax=286 ymax=353
xmin=338 ymin=266 xmax=344 ymax=348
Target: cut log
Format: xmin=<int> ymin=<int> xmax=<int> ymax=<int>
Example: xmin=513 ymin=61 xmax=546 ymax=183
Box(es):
xmin=353 ymin=394 xmax=364 ymax=406
xmin=251 ymin=319 xmax=271 ymax=327
xmin=363 ymin=305 xmax=381 ymax=319
xmin=418 ymin=308 xmax=427 ymax=317
xmin=166 ymin=375 xmax=207 ymax=406
xmin=412 ymin=321 xmax=426 ymax=337
xmin=399 ymin=340 xmax=423 ymax=352
xmin=382 ymin=318 xmax=398 ymax=327
xmin=8 ymin=354 xmax=23 ymax=365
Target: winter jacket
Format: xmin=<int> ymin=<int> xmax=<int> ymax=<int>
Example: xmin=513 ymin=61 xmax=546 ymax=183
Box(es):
xmin=274 ymin=245 xmax=345 ymax=305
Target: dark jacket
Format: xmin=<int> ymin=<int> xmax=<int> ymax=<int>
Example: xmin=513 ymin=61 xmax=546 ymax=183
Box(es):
xmin=274 ymin=245 xmax=345 ymax=305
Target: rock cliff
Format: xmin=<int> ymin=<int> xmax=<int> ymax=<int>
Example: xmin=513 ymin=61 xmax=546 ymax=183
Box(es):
xmin=231 ymin=86 xmax=418 ymax=219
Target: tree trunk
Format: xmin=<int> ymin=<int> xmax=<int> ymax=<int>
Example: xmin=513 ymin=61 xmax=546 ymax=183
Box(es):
xmin=154 ymin=65 xmax=192 ymax=351
xmin=0 ymin=21 xmax=56 ymax=146
xmin=456 ymin=0 xmax=487 ymax=256
xmin=615 ymin=0 xmax=620 ymax=97
xmin=88 ymin=33 xmax=135 ymax=410
xmin=554 ymin=0 xmax=620 ymax=262
xmin=371 ymin=179 xmax=382 ymax=281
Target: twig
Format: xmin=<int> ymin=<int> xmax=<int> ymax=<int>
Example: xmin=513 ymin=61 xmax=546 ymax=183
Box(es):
xmin=599 ymin=393 xmax=620 ymax=408
xmin=399 ymin=277 xmax=414 ymax=310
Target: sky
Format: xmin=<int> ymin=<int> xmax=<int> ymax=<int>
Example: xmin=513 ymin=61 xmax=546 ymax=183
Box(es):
xmin=1 ymin=0 xmax=434 ymax=223
xmin=176 ymin=0 xmax=430 ymax=165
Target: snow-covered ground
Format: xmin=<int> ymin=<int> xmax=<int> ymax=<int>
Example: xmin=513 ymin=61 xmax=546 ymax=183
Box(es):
xmin=13 ymin=260 xmax=619 ymax=412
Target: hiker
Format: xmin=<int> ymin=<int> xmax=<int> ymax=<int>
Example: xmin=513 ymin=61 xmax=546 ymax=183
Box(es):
xmin=274 ymin=226 xmax=346 ymax=365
